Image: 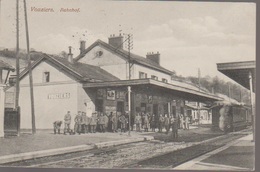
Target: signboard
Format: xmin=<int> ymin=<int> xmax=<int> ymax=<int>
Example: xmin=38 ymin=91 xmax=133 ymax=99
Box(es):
xmin=107 ymin=90 xmax=115 ymax=100
xmin=48 ymin=93 xmax=70 ymax=99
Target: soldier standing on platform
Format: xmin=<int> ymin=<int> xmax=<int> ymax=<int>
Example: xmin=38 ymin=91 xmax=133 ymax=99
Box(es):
xmin=143 ymin=113 xmax=149 ymax=132
xmin=85 ymin=113 xmax=91 ymax=133
xmin=150 ymin=114 xmax=156 ymax=132
xmin=111 ymin=112 xmax=118 ymax=132
xmin=90 ymin=112 xmax=98 ymax=133
xmin=74 ymin=111 xmax=82 ymax=135
xmin=135 ymin=113 xmax=142 ymax=132
xmin=64 ymin=111 xmax=71 ymax=135
xmin=164 ymin=114 xmax=170 ymax=134
xmin=99 ymin=113 xmax=106 ymax=133
xmin=119 ymin=113 xmax=127 ymax=132
xmin=171 ymin=116 xmax=178 ymax=139
xmin=81 ymin=112 xmax=87 ymax=134
xmin=158 ymin=114 xmax=165 ymax=133
xmin=185 ymin=115 xmax=190 ymax=130
xmin=104 ymin=113 xmax=109 ymax=132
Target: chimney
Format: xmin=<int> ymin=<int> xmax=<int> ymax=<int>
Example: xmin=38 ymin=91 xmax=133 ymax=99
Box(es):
xmin=68 ymin=46 xmax=74 ymax=63
xmin=108 ymin=34 xmax=124 ymax=49
xmin=79 ymin=40 xmax=86 ymax=54
xmin=146 ymin=51 xmax=160 ymax=65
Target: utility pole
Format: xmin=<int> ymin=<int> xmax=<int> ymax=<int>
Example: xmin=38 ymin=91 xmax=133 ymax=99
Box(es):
xmin=197 ymin=68 xmax=201 ymax=125
xmin=24 ymin=0 xmax=36 ymax=134
xmin=126 ymin=34 xmax=133 ymax=136
xmin=128 ymin=86 xmax=131 ymax=136
xmin=127 ymin=34 xmax=133 ymax=80
xmin=15 ymin=0 xmax=20 ymax=136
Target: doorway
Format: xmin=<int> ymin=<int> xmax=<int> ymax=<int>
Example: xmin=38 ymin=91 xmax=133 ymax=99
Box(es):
xmin=95 ymin=99 xmax=103 ymax=112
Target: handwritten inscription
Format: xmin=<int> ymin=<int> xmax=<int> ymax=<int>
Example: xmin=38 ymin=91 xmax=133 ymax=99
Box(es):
xmin=31 ymin=7 xmax=54 ymax=12
xmin=30 ymin=7 xmax=80 ymax=13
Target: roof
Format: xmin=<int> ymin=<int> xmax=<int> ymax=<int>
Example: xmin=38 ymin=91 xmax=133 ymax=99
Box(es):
xmin=217 ymin=61 xmax=255 ymax=92
xmin=0 ymin=59 xmax=15 ymax=71
xmin=75 ymin=39 xmax=174 ymax=75
xmin=20 ymin=52 xmax=119 ymax=82
xmin=83 ymin=78 xmax=223 ymax=102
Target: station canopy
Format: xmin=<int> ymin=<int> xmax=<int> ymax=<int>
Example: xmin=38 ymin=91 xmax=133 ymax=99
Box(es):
xmin=83 ymin=78 xmax=223 ymax=103
xmin=217 ymin=61 xmax=255 ymax=92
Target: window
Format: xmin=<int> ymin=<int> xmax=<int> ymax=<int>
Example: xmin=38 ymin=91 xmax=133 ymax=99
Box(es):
xmin=139 ymin=72 xmax=147 ymax=79
xmin=43 ymin=72 xmax=50 ymax=83
xmin=162 ymin=78 xmax=168 ymax=83
xmin=151 ymin=75 xmax=158 ymax=80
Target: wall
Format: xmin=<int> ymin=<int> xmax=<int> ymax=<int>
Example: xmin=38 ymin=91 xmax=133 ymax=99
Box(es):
xmin=19 ymin=82 xmax=78 ymax=129
xmin=78 ymin=46 xmax=128 ymax=80
xmin=133 ymin=64 xmax=171 ymax=81
xmin=78 ymin=45 xmax=172 ymax=81
xmin=19 ymin=60 xmax=80 ymax=129
xmin=20 ymin=61 xmax=73 ymax=85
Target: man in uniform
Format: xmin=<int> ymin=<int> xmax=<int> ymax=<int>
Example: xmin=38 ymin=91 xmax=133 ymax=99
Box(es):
xmin=89 ymin=112 xmax=98 ymax=133
xmin=98 ymin=113 xmax=106 ymax=133
xmin=135 ymin=113 xmax=142 ymax=132
xmin=164 ymin=114 xmax=170 ymax=134
xmin=158 ymin=114 xmax=165 ymax=133
xmin=81 ymin=112 xmax=87 ymax=134
xmin=150 ymin=114 xmax=156 ymax=132
xmin=111 ymin=112 xmax=118 ymax=133
xmin=143 ymin=113 xmax=149 ymax=132
xmin=104 ymin=113 xmax=109 ymax=132
xmin=171 ymin=116 xmax=178 ymax=139
xmin=74 ymin=111 xmax=82 ymax=135
xmin=64 ymin=111 xmax=71 ymax=135
xmin=53 ymin=121 xmax=62 ymax=134
xmin=119 ymin=113 xmax=127 ymax=133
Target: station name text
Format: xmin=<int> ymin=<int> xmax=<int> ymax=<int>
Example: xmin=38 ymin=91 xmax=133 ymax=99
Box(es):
xmin=30 ymin=7 xmax=80 ymax=13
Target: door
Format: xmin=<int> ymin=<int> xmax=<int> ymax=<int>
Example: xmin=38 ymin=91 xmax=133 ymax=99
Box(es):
xmin=117 ymin=101 xmax=124 ymax=114
xmin=95 ymin=99 xmax=103 ymax=112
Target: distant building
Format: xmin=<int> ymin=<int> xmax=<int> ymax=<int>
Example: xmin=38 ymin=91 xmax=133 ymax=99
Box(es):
xmin=185 ymin=102 xmax=211 ymax=124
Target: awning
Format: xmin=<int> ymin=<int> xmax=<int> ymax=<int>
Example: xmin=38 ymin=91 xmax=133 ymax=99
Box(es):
xmin=83 ymin=79 xmax=223 ymax=102
xmin=217 ymin=61 xmax=255 ymax=92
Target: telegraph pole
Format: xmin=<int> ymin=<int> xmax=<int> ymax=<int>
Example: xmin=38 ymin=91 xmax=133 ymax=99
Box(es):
xmin=126 ymin=33 xmax=133 ymax=136
xmin=24 ymin=0 xmax=36 ymax=134
xmin=197 ymin=68 xmax=201 ymax=124
xmin=15 ymin=0 xmax=20 ymax=136
xmin=127 ymin=34 xmax=133 ymax=80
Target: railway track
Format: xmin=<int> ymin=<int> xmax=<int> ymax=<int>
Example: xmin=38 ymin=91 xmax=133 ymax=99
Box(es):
xmin=1 ymin=131 xmax=249 ymax=169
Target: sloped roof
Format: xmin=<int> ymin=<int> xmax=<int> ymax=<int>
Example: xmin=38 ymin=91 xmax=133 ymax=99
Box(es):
xmin=0 ymin=59 xmax=15 ymax=71
xmin=75 ymin=39 xmax=174 ymax=75
xmin=20 ymin=52 xmax=119 ymax=82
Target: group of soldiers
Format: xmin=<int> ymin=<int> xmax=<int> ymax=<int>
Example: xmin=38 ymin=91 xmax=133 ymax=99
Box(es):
xmin=53 ymin=111 xmax=190 ymax=139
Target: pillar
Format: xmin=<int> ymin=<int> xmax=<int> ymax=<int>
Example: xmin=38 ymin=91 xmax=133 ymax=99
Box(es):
xmin=249 ymin=71 xmax=255 ymax=142
xmin=0 ymin=84 xmax=5 ymax=137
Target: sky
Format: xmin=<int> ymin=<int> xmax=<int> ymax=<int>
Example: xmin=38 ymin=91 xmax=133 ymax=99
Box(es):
xmin=0 ymin=0 xmax=256 ymax=82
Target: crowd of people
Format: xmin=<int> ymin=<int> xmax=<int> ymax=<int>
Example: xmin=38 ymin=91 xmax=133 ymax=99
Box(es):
xmin=53 ymin=111 xmax=191 ymax=139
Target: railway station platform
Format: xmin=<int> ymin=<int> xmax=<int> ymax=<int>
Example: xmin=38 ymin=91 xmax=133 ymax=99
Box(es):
xmin=0 ymin=126 xmax=220 ymax=165
xmin=174 ymin=133 xmax=255 ymax=171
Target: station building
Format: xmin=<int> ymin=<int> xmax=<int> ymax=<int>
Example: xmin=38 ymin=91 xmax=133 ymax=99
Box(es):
xmin=13 ymin=35 xmax=221 ymax=129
